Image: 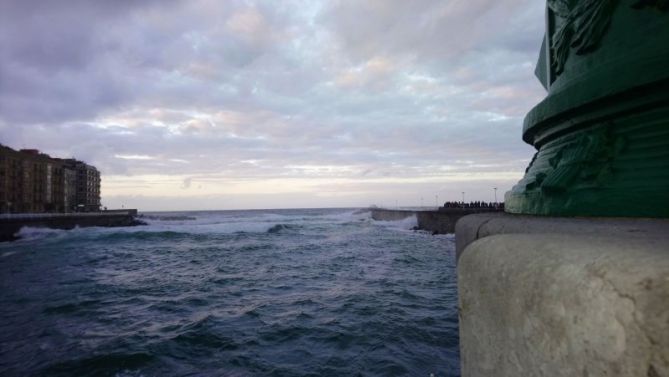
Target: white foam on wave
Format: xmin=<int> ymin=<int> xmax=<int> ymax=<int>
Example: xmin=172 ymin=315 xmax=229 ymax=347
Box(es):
xmin=139 ymin=211 xmax=298 ymax=227
xmin=161 ymin=220 xmax=280 ymax=234
xmin=128 ymin=217 xmax=293 ymax=235
xmin=7 ymin=209 xmax=374 ymax=243
xmin=373 ymin=215 xmax=419 ymax=230
xmin=9 ymin=217 xmax=295 ymax=241
xmin=138 ymin=209 xmax=370 ymax=235
xmin=14 ymin=226 xmax=72 ymax=242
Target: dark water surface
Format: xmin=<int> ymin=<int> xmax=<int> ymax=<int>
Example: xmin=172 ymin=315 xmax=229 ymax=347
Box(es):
xmin=0 ymin=208 xmax=459 ymax=376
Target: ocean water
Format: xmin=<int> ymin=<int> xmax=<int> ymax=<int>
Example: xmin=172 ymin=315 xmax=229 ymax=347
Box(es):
xmin=0 ymin=208 xmax=460 ymax=377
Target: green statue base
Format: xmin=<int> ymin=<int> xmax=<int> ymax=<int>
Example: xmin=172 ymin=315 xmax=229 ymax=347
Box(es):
xmin=505 ymin=0 xmax=669 ymax=218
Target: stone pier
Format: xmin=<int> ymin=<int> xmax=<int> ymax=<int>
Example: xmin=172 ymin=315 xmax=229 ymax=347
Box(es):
xmin=370 ymin=207 xmax=501 ymax=234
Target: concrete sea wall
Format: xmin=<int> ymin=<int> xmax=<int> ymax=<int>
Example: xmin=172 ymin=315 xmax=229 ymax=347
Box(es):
xmin=370 ymin=209 xmax=417 ymax=222
xmin=0 ymin=210 xmax=143 ymax=241
xmin=371 ymin=208 xmax=501 ymax=234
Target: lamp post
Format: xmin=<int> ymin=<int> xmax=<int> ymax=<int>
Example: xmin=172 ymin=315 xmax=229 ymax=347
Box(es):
xmin=435 ymin=194 xmax=439 ymax=208
xmin=462 ymin=192 xmax=465 ymax=204
xmin=494 ymin=187 xmax=498 ymax=203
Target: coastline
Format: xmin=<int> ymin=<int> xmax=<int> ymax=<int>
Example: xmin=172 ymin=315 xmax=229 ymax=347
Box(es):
xmin=0 ymin=210 xmax=145 ymax=242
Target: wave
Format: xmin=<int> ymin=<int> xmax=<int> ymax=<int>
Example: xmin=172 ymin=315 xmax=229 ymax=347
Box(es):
xmin=121 ymin=209 xmax=369 ymax=238
xmin=140 ymin=208 xmax=369 ymax=225
xmin=11 ymin=226 xmax=209 ymax=244
xmin=372 ymin=215 xmax=418 ymax=230
xmin=5 ymin=209 xmax=375 ymax=249
xmin=95 ymin=230 xmax=212 ymax=242
xmin=266 ymin=223 xmax=302 ymax=234
xmin=12 ymin=226 xmax=73 ymax=243
xmin=10 ymin=220 xmax=308 ymax=244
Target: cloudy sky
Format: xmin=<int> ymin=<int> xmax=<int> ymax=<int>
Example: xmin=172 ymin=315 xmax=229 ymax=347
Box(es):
xmin=0 ymin=0 xmax=547 ymax=211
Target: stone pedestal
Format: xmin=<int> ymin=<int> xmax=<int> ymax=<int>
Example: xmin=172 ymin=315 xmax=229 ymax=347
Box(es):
xmin=456 ymin=213 xmax=669 ymax=377
xmin=455 ymin=2 xmax=669 ymax=376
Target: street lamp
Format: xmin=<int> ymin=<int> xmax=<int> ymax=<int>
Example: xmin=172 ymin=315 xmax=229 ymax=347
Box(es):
xmin=462 ymin=191 xmax=465 ymax=204
xmin=435 ymin=194 xmax=439 ymax=207
xmin=494 ymin=187 xmax=498 ymax=203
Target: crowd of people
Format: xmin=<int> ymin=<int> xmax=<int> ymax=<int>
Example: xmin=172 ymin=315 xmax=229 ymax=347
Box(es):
xmin=442 ymin=201 xmax=504 ymax=209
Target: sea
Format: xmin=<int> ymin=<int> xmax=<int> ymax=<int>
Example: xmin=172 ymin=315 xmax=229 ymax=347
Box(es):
xmin=0 ymin=208 xmax=460 ymax=377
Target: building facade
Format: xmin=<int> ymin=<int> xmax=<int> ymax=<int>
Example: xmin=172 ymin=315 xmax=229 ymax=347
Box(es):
xmin=65 ymin=159 xmax=101 ymax=212
xmin=0 ymin=145 xmax=22 ymax=213
xmin=0 ymin=145 xmax=100 ymax=213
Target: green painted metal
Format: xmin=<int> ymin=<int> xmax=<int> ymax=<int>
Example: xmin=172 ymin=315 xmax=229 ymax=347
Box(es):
xmin=506 ymin=0 xmax=669 ymax=217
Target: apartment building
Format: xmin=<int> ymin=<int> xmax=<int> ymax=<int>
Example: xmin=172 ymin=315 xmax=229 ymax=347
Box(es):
xmin=0 ymin=145 xmax=100 ymax=213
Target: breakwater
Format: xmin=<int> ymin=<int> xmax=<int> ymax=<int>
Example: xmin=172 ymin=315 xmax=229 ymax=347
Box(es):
xmin=371 ymin=207 xmax=502 ymax=234
xmin=0 ymin=210 xmax=143 ymax=241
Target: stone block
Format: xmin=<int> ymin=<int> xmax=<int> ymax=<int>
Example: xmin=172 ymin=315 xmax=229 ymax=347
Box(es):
xmin=458 ymin=230 xmax=669 ymax=376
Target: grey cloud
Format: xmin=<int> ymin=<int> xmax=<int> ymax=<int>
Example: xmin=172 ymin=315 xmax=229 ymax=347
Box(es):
xmin=0 ymin=0 xmax=549 ymax=205
xmin=182 ymin=177 xmax=192 ymax=189
xmin=320 ymin=0 xmax=544 ymax=63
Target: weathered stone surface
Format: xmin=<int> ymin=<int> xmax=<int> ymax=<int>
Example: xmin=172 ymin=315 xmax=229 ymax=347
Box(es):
xmin=458 ymin=227 xmax=669 ymax=376
xmin=455 ymin=212 xmax=669 ymax=261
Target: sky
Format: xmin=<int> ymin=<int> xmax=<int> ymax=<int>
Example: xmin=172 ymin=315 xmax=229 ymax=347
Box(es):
xmin=0 ymin=0 xmax=547 ymax=211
